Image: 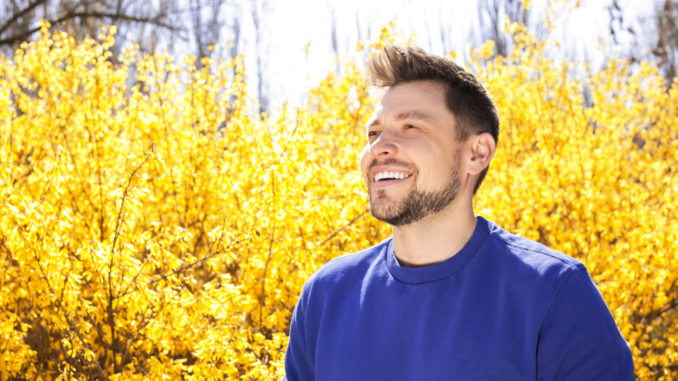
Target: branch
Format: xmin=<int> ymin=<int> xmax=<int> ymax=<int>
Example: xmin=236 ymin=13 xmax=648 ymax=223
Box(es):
xmin=0 ymin=0 xmax=48 ymax=36
xmin=146 ymin=247 xmax=236 ymax=288
xmin=318 ymin=210 xmax=368 ymax=247
xmin=111 ymin=157 xmax=148 ymax=256
xmin=257 ymin=179 xmax=279 ymax=330
xmin=631 ymin=278 xmax=678 ymax=324
xmin=64 ymin=11 xmax=179 ymax=31
xmin=29 ymin=239 xmax=109 ymax=380
xmin=0 ymin=10 xmax=179 ymax=46
xmin=115 ymin=236 xmax=241 ymax=300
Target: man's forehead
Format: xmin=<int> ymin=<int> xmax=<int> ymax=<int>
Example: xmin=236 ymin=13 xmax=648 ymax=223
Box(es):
xmin=366 ymin=81 xmax=448 ymax=128
xmin=369 ymin=108 xmax=434 ymax=125
xmin=376 ymin=81 xmax=446 ymax=107
xmin=366 ymin=102 xmax=383 ymax=128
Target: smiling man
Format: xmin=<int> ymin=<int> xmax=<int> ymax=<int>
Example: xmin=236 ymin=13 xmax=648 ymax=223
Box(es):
xmin=284 ymin=46 xmax=634 ymax=380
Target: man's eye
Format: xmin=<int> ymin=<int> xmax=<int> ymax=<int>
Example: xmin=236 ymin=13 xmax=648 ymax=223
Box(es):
xmin=367 ymin=131 xmax=379 ymax=137
xmin=404 ymin=124 xmax=417 ymax=129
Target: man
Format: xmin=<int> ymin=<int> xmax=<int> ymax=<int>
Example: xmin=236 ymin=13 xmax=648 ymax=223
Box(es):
xmin=284 ymin=45 xmax=634 ymax=380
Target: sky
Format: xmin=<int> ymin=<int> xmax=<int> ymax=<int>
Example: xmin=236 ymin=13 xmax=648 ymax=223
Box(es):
xmin=223 ymin=0 xmax=658 ymax=111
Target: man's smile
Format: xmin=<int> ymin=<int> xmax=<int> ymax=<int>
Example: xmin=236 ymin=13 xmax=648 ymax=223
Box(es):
xmin=375 ymin=171 xmax=409 ymax=181
xmin=370 ymin=167 xmax=414 ymax=189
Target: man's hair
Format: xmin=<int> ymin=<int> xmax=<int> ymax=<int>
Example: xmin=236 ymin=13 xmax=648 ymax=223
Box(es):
xmin=367 ymin=45 xmax=499 ymax=194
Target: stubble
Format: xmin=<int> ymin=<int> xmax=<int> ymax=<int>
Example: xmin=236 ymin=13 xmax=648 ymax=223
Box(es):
xmin=368 ymin=153 xmax=462 ymax=226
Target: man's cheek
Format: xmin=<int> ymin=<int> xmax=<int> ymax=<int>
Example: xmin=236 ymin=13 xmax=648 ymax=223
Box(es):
xmin=359 ymin=147 xmax=370 ymax=183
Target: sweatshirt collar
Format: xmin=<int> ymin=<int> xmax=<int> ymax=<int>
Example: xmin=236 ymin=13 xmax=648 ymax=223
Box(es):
xmin=385 ymin=216 xmax=491 ymax=284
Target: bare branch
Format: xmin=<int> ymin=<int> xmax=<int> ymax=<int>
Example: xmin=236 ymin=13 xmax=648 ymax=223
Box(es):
xmin=318 ymin=210 xmax=368 ymax=247
xmin=0 ymin=9 xmax=179 ymax=46
xmin=0 ymin=0 xmax=47 ymax=36
xmin=25 ymin=237 xmax=109 ymax=379
xmin=111 ymin=156 xmax=148 ymax=256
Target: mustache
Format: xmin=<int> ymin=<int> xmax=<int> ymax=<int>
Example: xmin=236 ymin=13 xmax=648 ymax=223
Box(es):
xmin=368 ymin=158 xmax=415 ymax=170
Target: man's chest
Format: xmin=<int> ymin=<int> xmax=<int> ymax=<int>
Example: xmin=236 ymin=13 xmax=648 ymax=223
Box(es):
xmin=310 ymin=280 xmax=542 ymax=380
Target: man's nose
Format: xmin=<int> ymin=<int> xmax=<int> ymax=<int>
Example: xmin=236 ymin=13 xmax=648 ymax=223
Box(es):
xmin=370 ymin=131 xmax=398 ymax=157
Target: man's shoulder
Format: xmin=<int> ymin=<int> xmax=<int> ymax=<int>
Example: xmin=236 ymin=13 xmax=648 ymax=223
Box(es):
xmin=305 ymin=238 xmax=390 ymax=287
xmin=482 ymin=219 xmax=587 ymax=281
xmin=478 ymin=219 xmax=601 ymax=321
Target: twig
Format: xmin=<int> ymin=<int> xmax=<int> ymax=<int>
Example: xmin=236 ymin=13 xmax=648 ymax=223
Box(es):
xmin=29 ymin=241 xmax=109 ymax=380
xmin=0 ymin=0 xmax=47 ymax=36
xmin=107 ymin=156 xmax=148 ymax=373
xmin=147 ymin=248 xmax=229 ymax=287
xmin=318 ymin=210 xmax=368 ymax=247
xmin=0 ymin=10 xmax=179 ymax=46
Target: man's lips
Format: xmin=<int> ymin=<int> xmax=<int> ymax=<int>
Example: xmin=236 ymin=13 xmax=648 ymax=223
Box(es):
xmin=369 ymin=166 xmax=414 ymax=189
xmin=371 ymin=175 xmax=412 ymax=189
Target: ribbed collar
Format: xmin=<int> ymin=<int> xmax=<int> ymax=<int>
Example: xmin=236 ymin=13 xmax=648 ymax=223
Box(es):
xmin=384 ymin=216 xmax=491 ymax=285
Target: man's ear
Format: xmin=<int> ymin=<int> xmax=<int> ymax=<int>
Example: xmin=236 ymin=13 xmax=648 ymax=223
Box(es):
xmin=467 ymin=132 xmax=496 ymax=175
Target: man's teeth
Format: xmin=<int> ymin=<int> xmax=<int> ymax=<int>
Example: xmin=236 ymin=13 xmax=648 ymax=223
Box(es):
xmin=374 ymin=172 xmax=410 ymax=182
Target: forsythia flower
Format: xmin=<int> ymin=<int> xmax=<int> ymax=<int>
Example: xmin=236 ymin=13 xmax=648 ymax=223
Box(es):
xmin=0 ymin=23 xmax=675 ymax=380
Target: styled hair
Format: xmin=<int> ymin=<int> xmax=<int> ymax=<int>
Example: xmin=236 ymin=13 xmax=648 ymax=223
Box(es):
xmin=368 ymin=45 xmax=499 ymax=193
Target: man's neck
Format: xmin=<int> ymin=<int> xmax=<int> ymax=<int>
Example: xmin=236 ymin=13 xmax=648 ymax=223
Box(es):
xmin=391 ymin=201 xmax=477 ymax=267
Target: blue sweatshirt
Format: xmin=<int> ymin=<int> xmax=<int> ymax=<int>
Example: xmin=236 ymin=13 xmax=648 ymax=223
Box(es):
xmin=284 ymin=217 xmax=634 ymax=380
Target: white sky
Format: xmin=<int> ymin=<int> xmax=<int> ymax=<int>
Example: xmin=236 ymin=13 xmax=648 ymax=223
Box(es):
xmin=230 ymin=0 xmax=658 ymax=111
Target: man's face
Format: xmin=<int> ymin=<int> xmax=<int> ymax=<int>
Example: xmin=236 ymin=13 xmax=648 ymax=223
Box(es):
xmin=360 ymin=80 xmax=466 ymax=226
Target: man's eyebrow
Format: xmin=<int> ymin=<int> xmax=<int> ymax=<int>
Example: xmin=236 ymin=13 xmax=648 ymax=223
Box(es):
xmin=394 ymin=111 xmax=433 ymax=122
xmin=368 ymin=110 xmax=433 ymax=128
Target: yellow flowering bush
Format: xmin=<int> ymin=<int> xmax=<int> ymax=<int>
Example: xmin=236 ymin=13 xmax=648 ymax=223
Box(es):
xmin=0 ymin=22 xmax=675 ymax=379
xmin=474 ymin=23 xmax=677 ymax=380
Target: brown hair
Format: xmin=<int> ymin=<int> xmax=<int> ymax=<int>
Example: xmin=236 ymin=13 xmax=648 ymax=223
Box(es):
xmin=368 ymin=45 xmax=499 ymax=193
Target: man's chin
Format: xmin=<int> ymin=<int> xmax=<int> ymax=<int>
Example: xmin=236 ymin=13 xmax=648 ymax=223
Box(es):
xmin=369 ymin=202 xmax=409 ymax=226
xmin=369 ymin=202 xmax=393 ymax=218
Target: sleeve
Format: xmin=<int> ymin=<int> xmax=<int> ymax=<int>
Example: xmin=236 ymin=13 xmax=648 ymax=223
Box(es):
xmin=536 ymin=265 xmax=635 ymax=380
xmin=284 ymin=285 xmax=315 ymax=381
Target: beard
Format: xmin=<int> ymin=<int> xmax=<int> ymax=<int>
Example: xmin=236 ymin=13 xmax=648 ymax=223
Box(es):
xmin=368 ymin=156 xmax=461 ymax=226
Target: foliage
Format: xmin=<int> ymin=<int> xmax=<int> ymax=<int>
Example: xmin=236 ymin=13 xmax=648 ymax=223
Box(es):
xmin=0 ymin=22 xmax=676 ymax=380
xmin=474 ymin=22 xmax=678 ymax=379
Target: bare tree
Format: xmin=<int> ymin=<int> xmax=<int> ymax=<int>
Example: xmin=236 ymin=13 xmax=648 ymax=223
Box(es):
xmin=189 ymin=0 xmax=231 ymax=63
xmin=608 ymin=0 xmax=677 ymax=80
xmin=251 ymin=0 xmax=270 ymax=114
xmin=477 ymin=0 xmax=529 ymax=56
xmin=228 ymin=10 xmax=240 ymax=61
xmin=0 ymin=0 xmax=246 ymax=61
xmin=0 ymin=0 xmax=178 ymax=53
xmin=652 ymin=0 xmax=677 ymax=79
